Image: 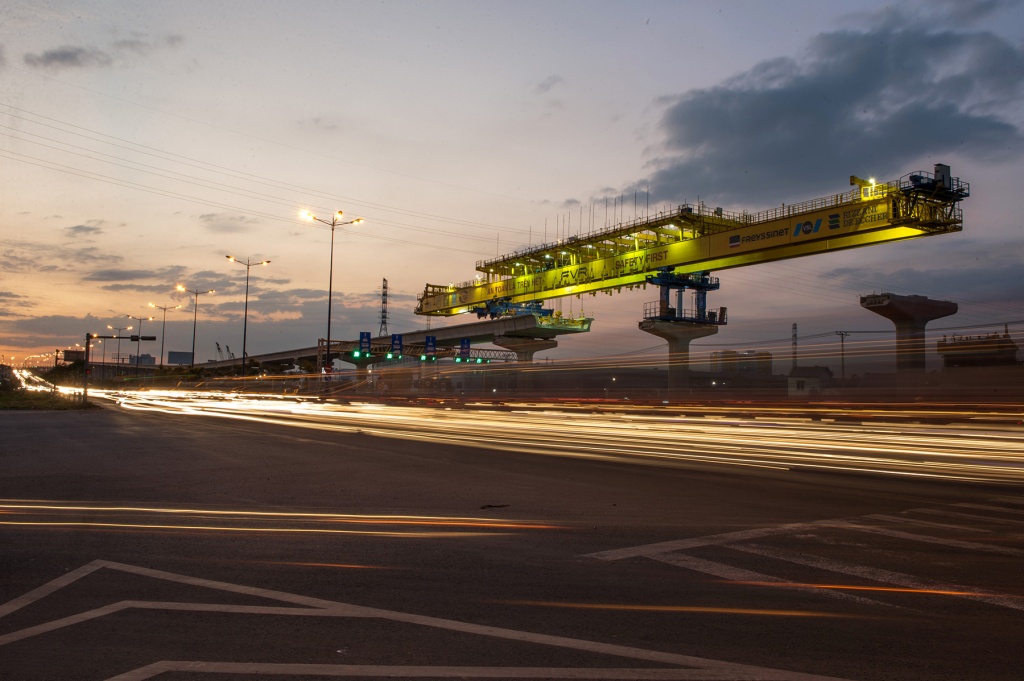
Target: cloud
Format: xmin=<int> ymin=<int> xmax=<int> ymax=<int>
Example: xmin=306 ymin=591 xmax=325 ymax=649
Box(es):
xmin=0 ymin=240 xmax=122 ymax=274
xmin=199 ymin=213 xmax=261 ymax=234
xmin=24 ymin=46 xmax=113 ymax=69
xmin=829 ymin=261 xmax=1024 ymax=306
xmin=297 ymin=117 xmax=340 ymax=133
xmin=536 ymin=75 xmax=565 ymax=95
xmin=64 ymin=224 xmax=104 ymax=237
xmin=82 ymin=265 xmax=187 ymax=283
xmin=638 ymin=22 xmax=1024 ymax=206
xmin=22 ymin=35 xmax=183 ymax=71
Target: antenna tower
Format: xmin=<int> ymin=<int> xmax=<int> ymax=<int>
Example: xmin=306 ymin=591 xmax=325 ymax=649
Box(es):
xmin=379 ymin=278 xmax=389 ymax=337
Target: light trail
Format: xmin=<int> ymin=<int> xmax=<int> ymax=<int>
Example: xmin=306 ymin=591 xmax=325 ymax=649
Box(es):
xmin=91 ymin=389 xmax=1024 ymax=483
xmin=496 ymin=600 xmax=870 ymax=619
xmin=726 ymin=582 xmax=1021 ymax=598
xmin=0 ymin=502 xmax=562 ymax=538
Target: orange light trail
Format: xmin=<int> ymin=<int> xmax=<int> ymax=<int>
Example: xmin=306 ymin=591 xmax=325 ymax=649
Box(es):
xmin=727 ymin=581 xmax=1021 ymax=598
xmin=0 ymin=503 xmax=561 ymax=529
xmin=0 ymin=502 xmax=563 ymax=537
xmin=0 ymin=521 xmax=501 ymax=538
xmin=497 ymin=600 xmax=869 ymax=618
xmin=262 ymin=561 xmax=392 ymax=570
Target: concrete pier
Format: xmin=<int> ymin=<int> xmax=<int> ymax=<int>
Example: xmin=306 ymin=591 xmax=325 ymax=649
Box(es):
xmin=639 ymin=320 xmax=719 ymax=393
xmin=860 ymin=293 xmax=958 ymax=373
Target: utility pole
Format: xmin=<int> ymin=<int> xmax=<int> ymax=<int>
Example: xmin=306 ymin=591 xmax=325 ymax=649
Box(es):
xmin=836 ymin=331 xmax=851 ymax=384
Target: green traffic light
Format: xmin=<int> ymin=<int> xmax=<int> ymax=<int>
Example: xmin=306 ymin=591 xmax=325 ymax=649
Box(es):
xmin=420 ymin=354 xmax=427 ymax=361
xmin=353 ymin=350 xmax=361 ymax=358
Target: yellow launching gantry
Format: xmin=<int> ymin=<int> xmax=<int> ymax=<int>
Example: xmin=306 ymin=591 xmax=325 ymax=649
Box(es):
xmin=416 ymin=164 xmax=969 ymax=316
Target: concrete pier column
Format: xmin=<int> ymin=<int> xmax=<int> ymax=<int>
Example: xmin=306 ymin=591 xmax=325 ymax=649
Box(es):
xmin=860 ymin=294 xmax=957 ymax=373
xmin=492 ymin=336 xmax=558 ymax=394
xmin=639 ymin=320 xmax=719 ymax=394
xmin=492 ymin=336 xmax=558 ymax=363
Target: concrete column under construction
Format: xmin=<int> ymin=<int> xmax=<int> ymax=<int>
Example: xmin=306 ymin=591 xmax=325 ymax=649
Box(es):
xmin=492 ymin=336 xmax=558 ymax=362
xmin=492 ymin=336 xmax=558 ymax=392
xmin=860 ymin=293 xmax=958 ymax=373
xmin=639 ymin=320 xmax=719 ymax=393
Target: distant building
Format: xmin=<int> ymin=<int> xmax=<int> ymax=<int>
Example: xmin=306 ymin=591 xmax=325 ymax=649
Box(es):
xmin=788 ymin=366 xmax=833 ymax=397
xmin=128 ymin=354 xmax=156 ymax=366
xmin=936 ymin=326 xmax=1020 ymax=368
xmin=168 ymin=351 xmax=194 ymax=365
xmin=710 ymin=350 xmax=773 ymax=375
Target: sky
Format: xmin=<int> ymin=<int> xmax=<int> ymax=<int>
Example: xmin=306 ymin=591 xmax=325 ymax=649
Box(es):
xmin=2 ymin=0 xmax=1023 ymax=374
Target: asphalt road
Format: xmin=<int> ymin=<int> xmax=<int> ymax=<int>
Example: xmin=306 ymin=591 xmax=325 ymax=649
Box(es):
xmin=2 ymin=402 xmax=1023 ymax=681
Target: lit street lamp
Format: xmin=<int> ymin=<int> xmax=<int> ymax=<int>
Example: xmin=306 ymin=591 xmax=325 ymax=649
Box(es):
xmin=300 ymin=210 xmax=364 ymax=375
xmin=226 ymin=255 xmax=270 ymax=382
xmin=177 ymin=285 xmax=215 ymax=368
xmin=149 ymin=302 xmax=181 ymax=367
xmin=126 ymin=314 xmax=154 ymax=376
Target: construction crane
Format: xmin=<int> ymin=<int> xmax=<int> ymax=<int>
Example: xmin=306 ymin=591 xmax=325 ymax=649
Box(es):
xmin=416 ymin=165 xmax=969 ymax=316
xmin=214 ymin=342 xmax=236 ymax=361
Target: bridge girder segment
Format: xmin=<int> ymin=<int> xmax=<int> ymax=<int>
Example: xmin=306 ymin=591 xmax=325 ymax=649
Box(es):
xmin=417 ymin=167 xmax=968 ymax=317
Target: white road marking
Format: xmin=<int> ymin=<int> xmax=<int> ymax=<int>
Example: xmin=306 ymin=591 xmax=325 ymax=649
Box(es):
xmin=0 ymin=561 xmax=104 ymax=619
xmin=816 ymin=521 xmax=1024 ymax=556
xmin=955 ymin=503 xmax=1024 ymax=516
xmin=912 ymin=508 xmax=1024 ymax=526
xmin=586 ymin=524 xmax=822 ymax=561
xmin=649 ymin=553 xmax=886 ymax=607
xmin=863 ymin=514 xmax=992 ymax=533
xmin=0 ymin=560 xmax=853 ymax=681
xmin=729 ymin=544 xmax=1024 ymax=612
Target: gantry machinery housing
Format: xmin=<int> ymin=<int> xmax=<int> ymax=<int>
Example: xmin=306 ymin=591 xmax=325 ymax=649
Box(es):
xmin=416 ymin=165 xmax=969 ymax=316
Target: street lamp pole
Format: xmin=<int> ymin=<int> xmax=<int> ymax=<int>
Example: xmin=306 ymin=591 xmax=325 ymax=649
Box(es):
xmin=300 ymin=210 xmax=364 ymax=375
xmin=177 ymin=285 xmax=215 ymax=368
xmin=126 ymin=314 xmax=153 ymax=377
xmin=226 ymin=256 xmax=270 ymax=384
xmin=149 ymin=302 xmax=181 ymax=367
xmin=108 ymin=324 xmax=132 ymax=375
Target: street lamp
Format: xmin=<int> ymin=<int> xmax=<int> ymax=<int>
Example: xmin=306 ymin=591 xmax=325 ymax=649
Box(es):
xmin=108 ymin=324 xmax=132 ymax=375
xmin=126 ymin=314 xmax=154 ymax=376
xmin=177 ymin=285 xmax=215 ymax=368
xmin=300 ymin=210 xmax=364 ymax=375
xmin=226 ymin=256 xmax=270 ymax=383
xmin=149 ymin=302 xmax=181 ymax=367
